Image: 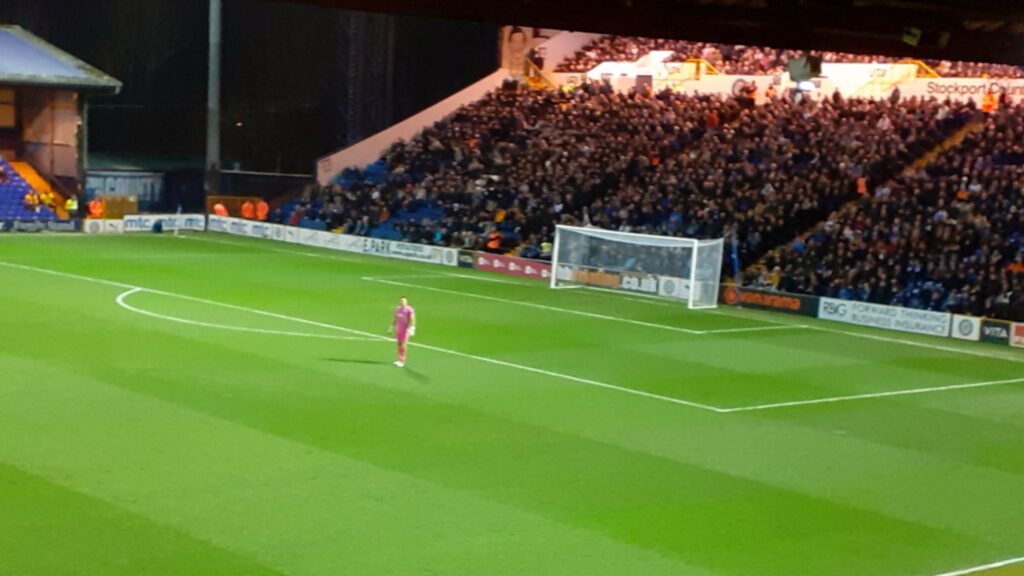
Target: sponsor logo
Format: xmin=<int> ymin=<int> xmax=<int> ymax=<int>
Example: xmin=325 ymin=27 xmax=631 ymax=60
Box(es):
xmin=0 ymin=219 xmax=80 ymax=233
xmin=620 ymin=273 xmax=658 ymax=294
xmin=958 ymin=319 xmax=974 ymax=336
xmin=725 ymin=286 xmax=808 ymax=313
xmin=980 ymin=319 xmax=1011 ymax=345
xmin=572 ymin=268 xmax=620 ymax=288
xmin=87 ymin=220 xmax=101 ymax=234
xmin=457 ymin=250 xmax=474 ymax=268
xmin=951 ymin=314 xmax=981 ymax=342
xmin=363 ymin=238 xmax=390 ymax=256
xmin=663 ymin=279 xmax=678 ymax=296
xmin=474 ymin=252 xmax=551 ymax=280
xmin=818 ymin=297 xmax=950 ymax=337
xmin=821 ymin=300 xmax=848 ymax=317
xmin=925 ymin=80 xmax=1024 ymax=97
xmin=1013 ymin=324 xmax=1024 ymax=348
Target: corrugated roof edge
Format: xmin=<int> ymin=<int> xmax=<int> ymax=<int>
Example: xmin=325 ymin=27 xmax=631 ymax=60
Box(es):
xmin=0 ymin=24 xmax=122 ymax=93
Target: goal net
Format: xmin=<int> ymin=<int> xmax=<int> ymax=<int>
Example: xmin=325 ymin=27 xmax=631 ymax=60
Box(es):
xmin=550 ymin=225 xmax=725 ymax=309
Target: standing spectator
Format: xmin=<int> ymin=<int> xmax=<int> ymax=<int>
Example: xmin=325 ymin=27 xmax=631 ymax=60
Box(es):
xmin=65 ymin=193 xmax=79 ymax=217
xmin=240 ymin=199 xmax=256 ymax=220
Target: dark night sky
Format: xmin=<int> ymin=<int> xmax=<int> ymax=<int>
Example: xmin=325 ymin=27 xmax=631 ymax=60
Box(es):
xmin=0 ymin=0 xmax=498 ymax=173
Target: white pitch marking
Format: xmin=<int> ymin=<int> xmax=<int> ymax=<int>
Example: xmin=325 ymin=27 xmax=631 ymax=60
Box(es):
xmin=720 ymin=377 xmax=1024 ymax=413
xmin=713 ymin=305 xmax=1024 ymax=365
xmin=0 ymin=260 xmax=725 ymax=413
xmin=410 ymin=339 xmax=727 ymax=413
xmin=365 ymin=276 xmax=805 ymax=336
xmin=363 ymin=276 xmax=705 ymax=335
xmin=6 ymin=259 xmax=1020 ymax=414
xmin=933 ymin=556 xmax=1024 ymax=576
xmin=581 ymin=286 xmax=675 ymax=307
xmin=175 ymin=233 xmax=1024 ymax=362
xmin=808 ymin=325 xmax=1024 ymax=365
xmin=701 ymin=325 xmax=811 ymax=335
xmin=441 ymin=272 xmax=524 ymax=285
xmin=115 ymin=288 xmax=375 ymax=341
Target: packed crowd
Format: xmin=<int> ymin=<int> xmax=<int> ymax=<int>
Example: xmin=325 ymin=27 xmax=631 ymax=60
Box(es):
xmin=555 ymin=35 xmax=1024 ymax=78
xmin=762 ymin=102 xmax=1024 ymax=319
xmin=292 ymin=81 xmax=972 ymax=273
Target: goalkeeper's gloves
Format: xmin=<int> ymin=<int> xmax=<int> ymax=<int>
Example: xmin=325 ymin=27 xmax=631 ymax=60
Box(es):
xmin=408 ymin=326 xmax=416 ymax=337
xmin=387 ymin=325 xmax=394 ymax=335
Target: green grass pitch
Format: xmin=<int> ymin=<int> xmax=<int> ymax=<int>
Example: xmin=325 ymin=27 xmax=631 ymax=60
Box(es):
xmin=1 ymin=232 xmax=1023 ymax=576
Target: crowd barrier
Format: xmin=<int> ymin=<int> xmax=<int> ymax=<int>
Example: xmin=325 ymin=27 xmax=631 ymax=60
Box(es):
xmin=78 ymin=212 xmax=1024 ymax=349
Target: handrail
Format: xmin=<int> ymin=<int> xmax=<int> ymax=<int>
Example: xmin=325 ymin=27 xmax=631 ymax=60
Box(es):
xmin=525 ymin=59 xmax=558 ymax=89
xmin=685 ymin=58 xmax=720 ymax=77
xmin=899 ymin=58 xmax=940 ymax=78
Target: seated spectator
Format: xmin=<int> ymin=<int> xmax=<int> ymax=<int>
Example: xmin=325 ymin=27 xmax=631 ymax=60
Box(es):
xmin=23 ymin=191 xmax=40 ymax=213
xmin=767 ymin=103 xmax=1024 ymax=319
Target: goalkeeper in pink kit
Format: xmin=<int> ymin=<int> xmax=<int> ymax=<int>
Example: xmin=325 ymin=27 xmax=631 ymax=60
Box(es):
xmin=390 ymin=297 xmax=416 ymax=367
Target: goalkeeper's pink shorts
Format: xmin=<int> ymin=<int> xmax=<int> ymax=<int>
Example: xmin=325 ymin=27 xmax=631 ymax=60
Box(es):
xmin=396 ymin=329 xmax=409 ymax=344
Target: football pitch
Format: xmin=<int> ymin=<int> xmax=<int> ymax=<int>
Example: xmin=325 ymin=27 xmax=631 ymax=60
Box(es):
xmin=2 ymin=232 xmax=1023 ymax=576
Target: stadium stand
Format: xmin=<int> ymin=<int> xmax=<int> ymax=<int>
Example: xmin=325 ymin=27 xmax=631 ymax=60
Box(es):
xmin=555 ymin=35 xmax=1024 ymax=78
xmin=291 ymin=82 xmax=974 ymax=270
xmin=0 ymin=156 xmax=54 ymax=220
xmin=762 ymin=101 xmax=1024 ymax=320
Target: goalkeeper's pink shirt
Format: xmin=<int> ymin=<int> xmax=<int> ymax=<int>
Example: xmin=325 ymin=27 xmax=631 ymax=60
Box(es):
xmin=394 ymin=305 xmax=414 ymax=333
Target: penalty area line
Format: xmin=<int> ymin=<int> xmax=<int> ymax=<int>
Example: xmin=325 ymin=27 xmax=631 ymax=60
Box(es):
xmin=365 ymin=276 xmax=806 ymax=336
xmin=0 ymin=259 xmax=726 ymax=414
xmin=720 ymin=376 xmax=1024 ymax=413
xmin=114 ymin=288 xmax=376 ymax=341
xmin=933 ymin=556 xmax=1024 ymax=576
xmin=362 ymin=276 xmax=706 ymax=335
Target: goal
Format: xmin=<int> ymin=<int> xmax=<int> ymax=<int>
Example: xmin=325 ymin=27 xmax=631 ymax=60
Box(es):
xmin=550 ymin=225 xmax=725 ymax=309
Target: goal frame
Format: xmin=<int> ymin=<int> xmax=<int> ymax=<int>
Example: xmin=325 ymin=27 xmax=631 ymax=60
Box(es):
xmin=549 ymin=224 xmax=724 ymax=309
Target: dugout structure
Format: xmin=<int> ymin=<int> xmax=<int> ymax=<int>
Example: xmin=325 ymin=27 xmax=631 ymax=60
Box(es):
xmin=0 ymin=25 xmax=121 ymax=194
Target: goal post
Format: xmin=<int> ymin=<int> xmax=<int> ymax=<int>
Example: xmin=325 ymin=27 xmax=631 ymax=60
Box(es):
xmin=550 ymin=225 xmax=724 ymax=309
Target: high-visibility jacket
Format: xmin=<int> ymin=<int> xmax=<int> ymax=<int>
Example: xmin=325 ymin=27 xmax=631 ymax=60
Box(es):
xmin=256 ymin=200 xmax=269 ymax=221
xmin=981 ymin=92 xmax=997 ymax=113
xmin=486 ymin=231 xmax=501 ymax=251
xmin=87 ymin=198 xmax=104 ymax=218
xmin=240 ymin=201 xmax=255 ymax=219
xmin=65 ymin=196 xmax=79 ymax=213
xmin=213 ymin=203 xmax=228 ymax=216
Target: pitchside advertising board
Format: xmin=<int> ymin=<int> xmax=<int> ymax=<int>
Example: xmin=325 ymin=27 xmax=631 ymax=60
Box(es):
xmin=474 ymin=252 xmax=552 ymax=280
xmin=980 ymin=318 xmax=1012 ymax=345
xmin=83 ymin=219 xmax=125 ymax=234
xmin=951 ymin=314 xmax=982 ymax=342
xmin=1013 ymin=323 xmax=1024 ymax=348
xmin=552 ymin=264 xmax=692 ymax=299
xmin=720 ymin=285 xmax=818 ymax=317
xmin=0 ymin=219 xmax=80 ymax=233
xmin=818 ymin=297 xmax=951 ymax=337
xmin=122 ymin=214 xmax=207 ymax=233
xmin=206 ymin=215 xmax=458 ymax=267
